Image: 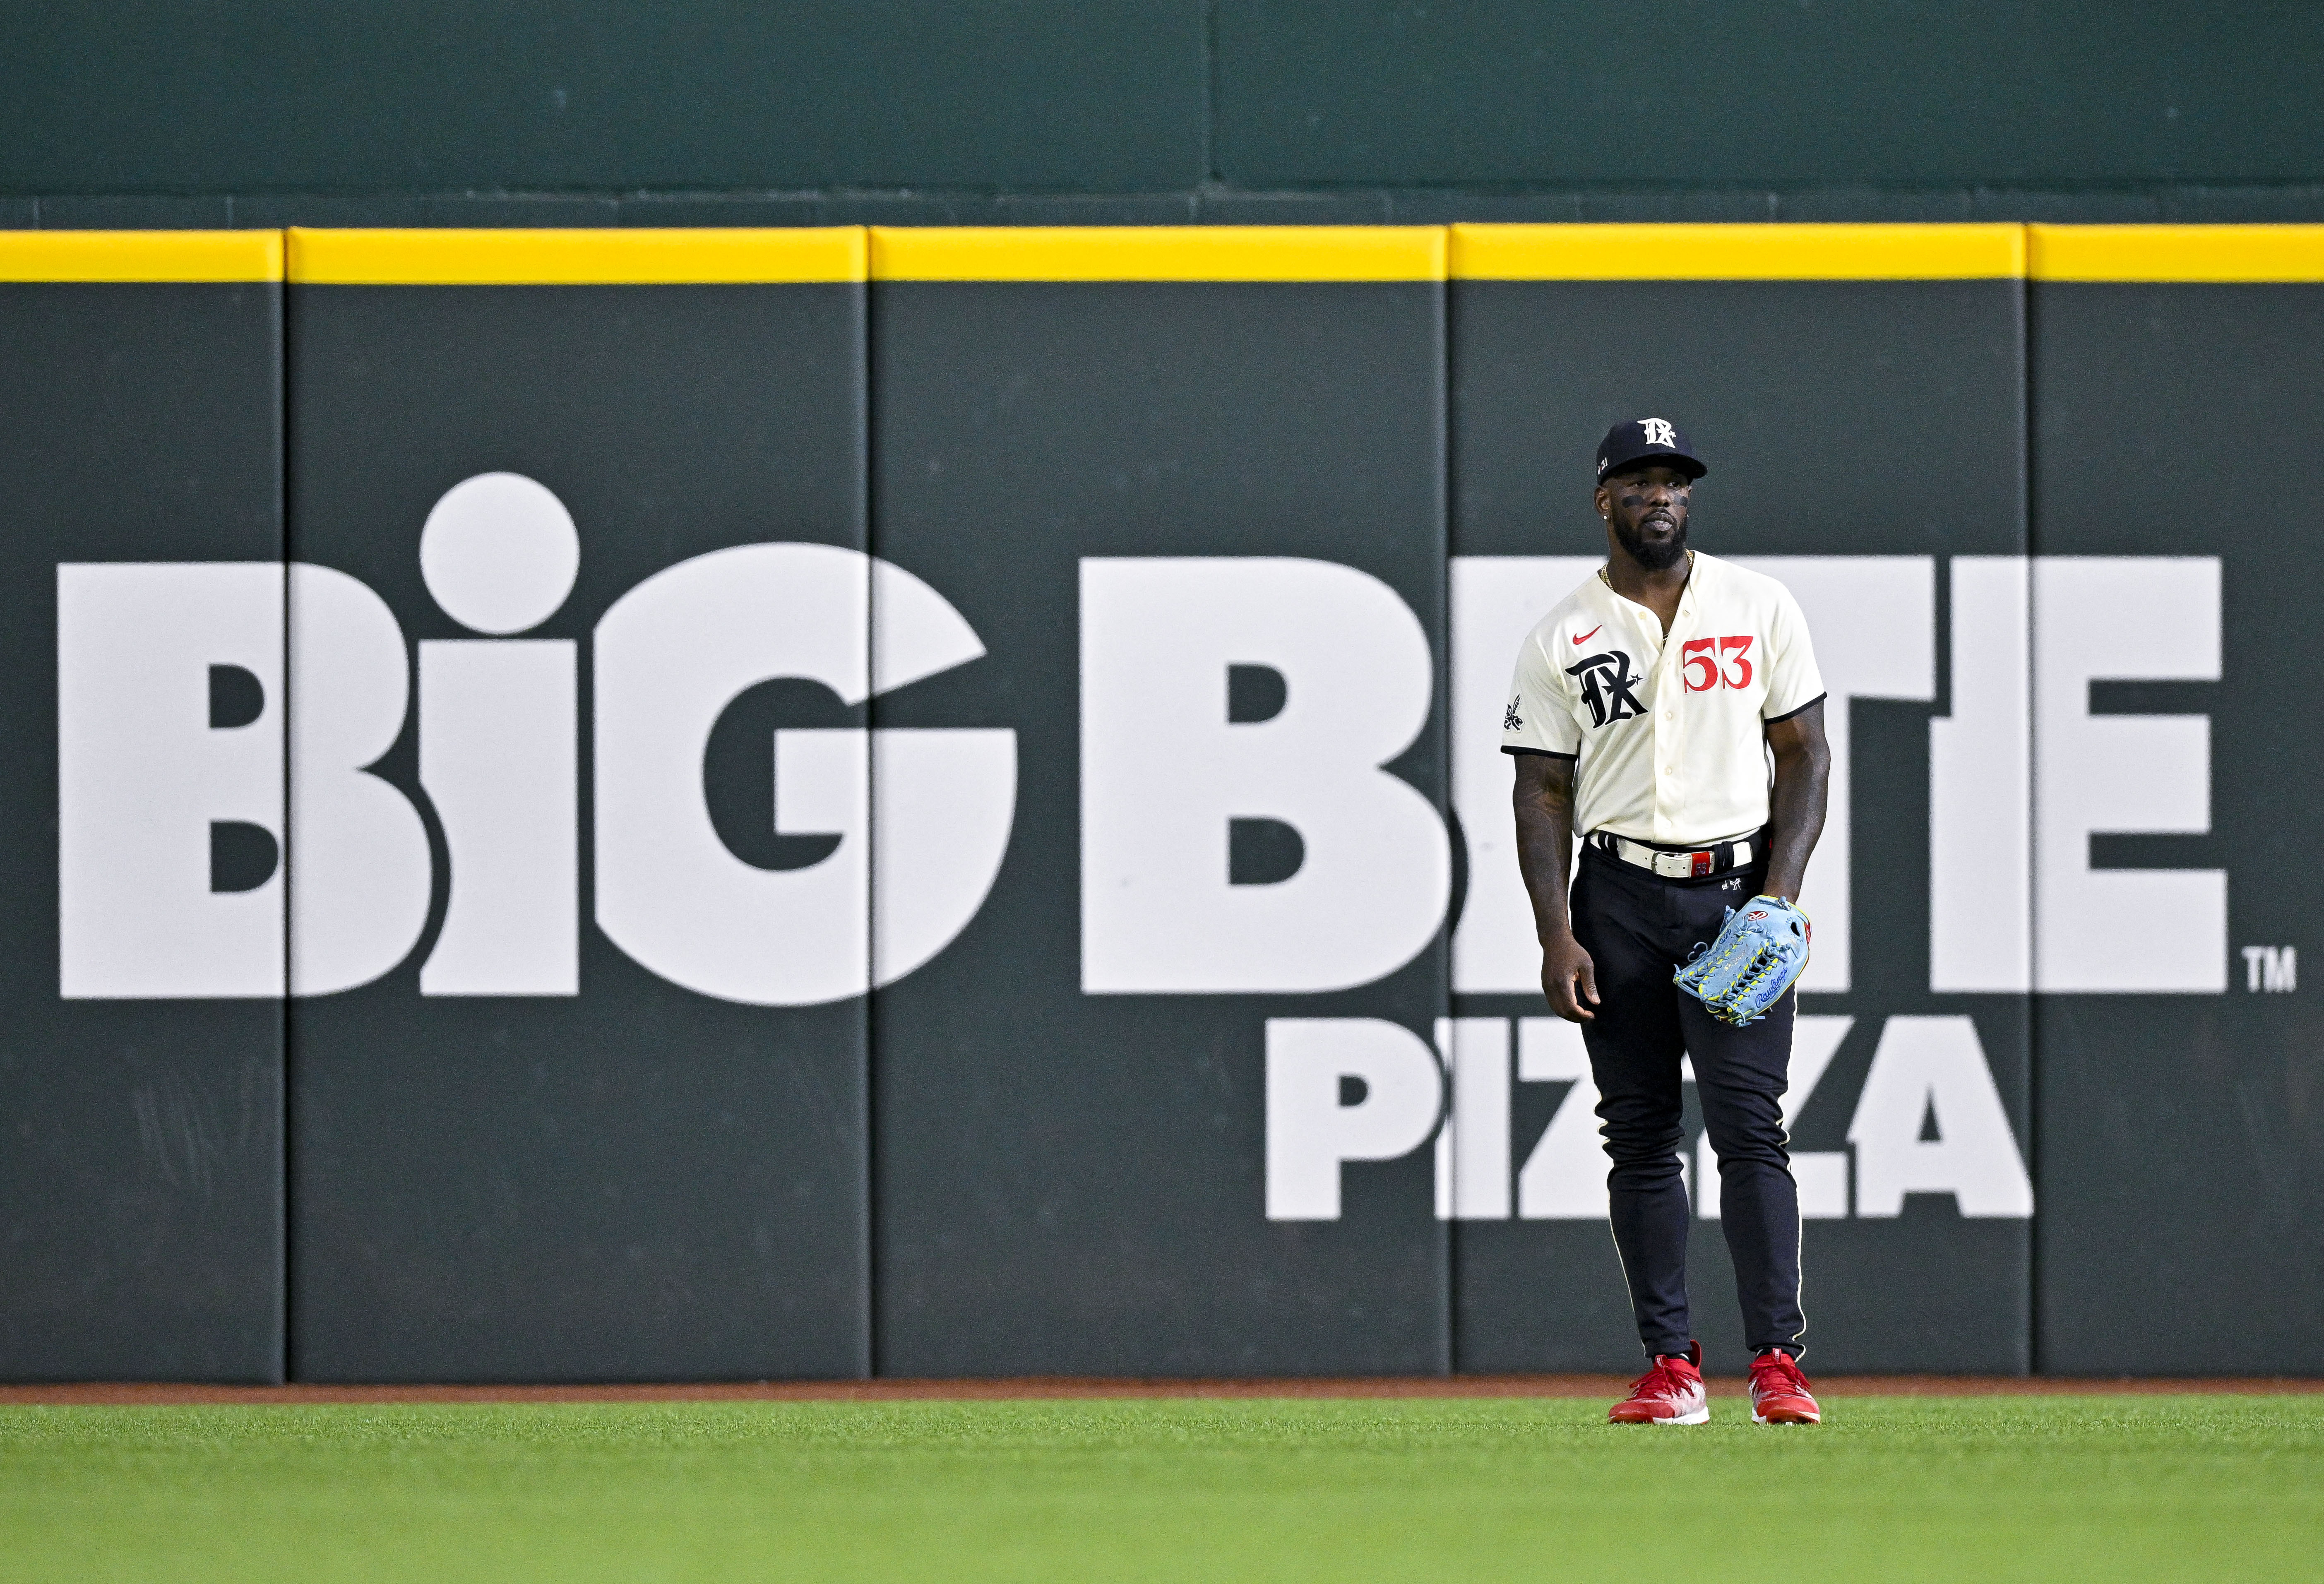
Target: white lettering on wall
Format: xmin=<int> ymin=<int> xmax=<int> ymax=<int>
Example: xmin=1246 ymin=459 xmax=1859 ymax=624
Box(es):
xmin=1434 ymin=1017 xmax=1512 ymax=1219
xmin=1848 ymin=1015 xmax=2033 ymax=1217
xmin=2242 ymin=945 xmax=2297 ymax=993
xmin=1447 ymin=557 xmax=1934 ymax=996
xmin=55 ymin=549 xmax=2235 ymax=1016
xmin=2032 ymin=558 xmax=2225 ymax=992
xmin=1514 ymin=1017 xmax=1610 ymax=1219
xmin=58 ymin=563 xmax=286 ymax=998
xmin=287 ymin=563 xmax=433 ymax=996
xmin=1080 ymin=558 xmax=1449 ymax=994
xmin=1265 ymin=1017 xmax=1443 ymax=1221
xmin=419 ymin=642 xmax=578 ymax=995
xmin=60 ymin=543 xmax=1011 ymax=1005
xmin=595 ymin=542 xmax=871 ymax=1005
xmin=595 ymin=543 xmax=1012 ymax=1006
xmin=417 ymin=474 xmax=582 ymax=996
xmin=866 ymin=557 xmax=1017 ymax=988
xmin=1447 ymin=557 xmax=1598 ymax=996
xmin=1732 ymin=558 xmax=1935 ymax=993
xmin=1428 ymin=1014 xmax=2023 ymax=1224
xmin=1929 ymin=556 xmax=2033 ymax=992
xmin=1698 ymin=1014 xmax=1853 ymax=1220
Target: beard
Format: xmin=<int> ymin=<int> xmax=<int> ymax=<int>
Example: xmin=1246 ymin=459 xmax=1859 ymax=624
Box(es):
xmin=1613 ymin=513 xmax=1689 ymax=571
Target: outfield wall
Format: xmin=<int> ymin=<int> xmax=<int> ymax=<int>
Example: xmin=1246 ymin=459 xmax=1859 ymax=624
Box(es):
xmin=2 ymin=224 xmax=2314 ymax=1381
xmin=10 ymin=5 xmax=2324 ymax=225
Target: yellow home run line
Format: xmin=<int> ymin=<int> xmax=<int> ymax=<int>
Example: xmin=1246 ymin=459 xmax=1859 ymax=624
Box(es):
xmin=0 ymin=231 xmax=284 ymax=283
xmin=287 ymin=227 xmax=868 ymax=284
xmin=7 ymin=224 xmax=2323 ymax=285
xmin=1450 ymin=224 xmax=2026 ymax=280
xmin=2028 ymin=225 xmax=2324 ymax=282
xmin=868 ymin=226 xmax=1448 ymax=281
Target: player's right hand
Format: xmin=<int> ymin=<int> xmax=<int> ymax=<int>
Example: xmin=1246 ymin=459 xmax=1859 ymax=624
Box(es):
xmin=1541 ymin=932 xmax=1599 ymax=1023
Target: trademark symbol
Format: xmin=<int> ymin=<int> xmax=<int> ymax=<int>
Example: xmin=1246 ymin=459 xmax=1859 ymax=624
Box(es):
xmin=2241 ymin=946 xmax=2297 ymax=993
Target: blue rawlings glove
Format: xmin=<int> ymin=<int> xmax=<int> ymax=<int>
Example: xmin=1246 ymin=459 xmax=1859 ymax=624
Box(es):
xmin=1673 ymin=896 xmax=1811 ymax=1027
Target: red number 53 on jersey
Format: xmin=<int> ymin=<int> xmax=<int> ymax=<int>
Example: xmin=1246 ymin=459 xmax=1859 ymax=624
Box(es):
xmin=1682 ymin=635 xmax=1754 ymax=692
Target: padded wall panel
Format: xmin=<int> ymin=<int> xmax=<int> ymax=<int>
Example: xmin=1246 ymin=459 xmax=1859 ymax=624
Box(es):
xmin=285 ymin=232 xmax=870 ymax=1381
xmin=870 ymin=232 xmax=1452 ymax=1375
xmin=2029 ymin=235 xmax=2324 ymax=1373
xmin=1447 ymin=235 xmax=2033 ymax=1373
xmin=0 ymin=237 xmax=286 ymax=1380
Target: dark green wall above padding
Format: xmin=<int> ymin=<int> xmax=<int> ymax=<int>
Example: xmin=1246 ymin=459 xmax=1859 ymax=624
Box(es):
xmin=1216 ymin=2 xmax=2324 ymax=188
xmin=4 ymin=3 xmax=2324 ymax=219
xmin=0 ymin=2 xmax=1204 ymax=193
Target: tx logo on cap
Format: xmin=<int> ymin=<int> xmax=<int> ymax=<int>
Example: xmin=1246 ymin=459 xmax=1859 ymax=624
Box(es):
xmin=1595 ymin=418 xmax=1704 ymax=484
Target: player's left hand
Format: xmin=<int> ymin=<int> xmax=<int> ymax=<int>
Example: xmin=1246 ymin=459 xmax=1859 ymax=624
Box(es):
xmin=1673 ymin=895 xmax=1810 ymax=1026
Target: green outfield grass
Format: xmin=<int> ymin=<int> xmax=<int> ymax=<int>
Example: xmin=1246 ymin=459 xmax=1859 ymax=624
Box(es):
xmin=2 ymin=1394 xmax=2316 ymax=1583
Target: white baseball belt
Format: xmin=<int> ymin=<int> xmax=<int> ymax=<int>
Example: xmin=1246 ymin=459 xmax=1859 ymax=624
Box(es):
xmin=1589 ymin=829 xmax=1759 ymax=879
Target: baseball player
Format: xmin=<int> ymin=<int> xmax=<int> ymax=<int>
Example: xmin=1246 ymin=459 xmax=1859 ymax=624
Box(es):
xmin=1502 ymin=418 xmax=1832 ymax=1425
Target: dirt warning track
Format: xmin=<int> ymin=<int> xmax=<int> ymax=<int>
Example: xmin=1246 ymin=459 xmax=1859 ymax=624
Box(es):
xmin=3 ymin=1375 xmax=2319 ymax=1406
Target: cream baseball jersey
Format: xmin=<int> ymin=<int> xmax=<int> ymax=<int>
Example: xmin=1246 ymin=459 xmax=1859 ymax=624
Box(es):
xmin=1501 ymin=551 xmax=1825 ymax=845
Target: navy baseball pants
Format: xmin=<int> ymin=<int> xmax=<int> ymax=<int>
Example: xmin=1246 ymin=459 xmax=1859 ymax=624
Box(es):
xmin=1570 ymin=844 xmax=1805 ymax=1360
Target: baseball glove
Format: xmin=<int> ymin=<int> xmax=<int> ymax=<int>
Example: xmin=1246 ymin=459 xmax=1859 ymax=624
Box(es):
xmin=1673 ymin=896 xmax=1811 ymax=1027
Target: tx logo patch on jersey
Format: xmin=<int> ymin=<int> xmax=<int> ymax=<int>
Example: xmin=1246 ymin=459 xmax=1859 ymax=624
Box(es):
xmin=1565 ymin=649 xmax=1646 ymax=729
xmin=1504 ymin=696 xmax=1523 ymax=731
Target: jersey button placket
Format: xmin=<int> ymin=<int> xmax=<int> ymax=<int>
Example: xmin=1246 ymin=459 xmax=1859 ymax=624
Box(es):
xmin=1649 ymin=625 xmax=1679 ymax=841
xmin=1653 ymin=597 xmax=1697 ymax=842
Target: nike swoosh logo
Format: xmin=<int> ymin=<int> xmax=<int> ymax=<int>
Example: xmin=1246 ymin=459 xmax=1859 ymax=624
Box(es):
xmin=1572 ymin=625 xmax=1603 ymax=644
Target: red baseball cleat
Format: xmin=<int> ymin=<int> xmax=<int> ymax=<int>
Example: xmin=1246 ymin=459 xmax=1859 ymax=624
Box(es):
xmin=1748 ymin=1348 xmax=1821 ymax=1423
xmin=1608 ymin=1341 xmax=1709 ymax=1425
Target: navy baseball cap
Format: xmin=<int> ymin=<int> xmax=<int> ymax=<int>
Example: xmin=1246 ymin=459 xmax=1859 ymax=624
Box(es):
xmin=1595 ymin=418 xmax=1706 ymax=485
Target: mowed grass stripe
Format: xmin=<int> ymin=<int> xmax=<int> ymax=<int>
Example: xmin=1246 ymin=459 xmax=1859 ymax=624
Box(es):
xmin=2 ymin=1397 xmax=2317 ymax=1583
